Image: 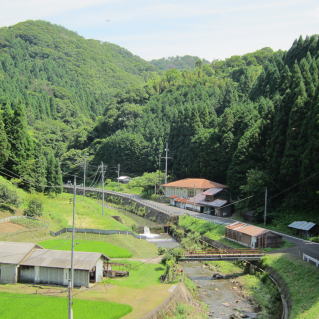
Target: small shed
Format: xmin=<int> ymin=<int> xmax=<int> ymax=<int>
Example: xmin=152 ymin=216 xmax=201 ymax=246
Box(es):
xmin=19 ymin=249 xmax=109 ymax=287
xmin=0 ymin=242 xmax=41 ymax=284
xmin=288 ymin=221 xmax=318 ymax=238
xmin=225 ymin=222 xmax=282 ymax=248
xmin=117 ymin=176 xmax=131 ymax=184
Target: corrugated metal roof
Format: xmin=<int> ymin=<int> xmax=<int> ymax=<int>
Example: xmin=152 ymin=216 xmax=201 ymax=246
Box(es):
xmin=203 ymin=188 xmax=223 ymax=196
xmin=197 ymin=199 xmax=227 ymax=207
xmin=20 ymin=249 xmax=109 ymax=270
xmin=226 ymin=222 xmax=268 ymax=236
xmin=288 ymin=221 xmax=316 ymax=231
xmin=0 ymin=241 xmax=41 ymax=265
xmin=162 ymin=178 xmax=227 ymax=189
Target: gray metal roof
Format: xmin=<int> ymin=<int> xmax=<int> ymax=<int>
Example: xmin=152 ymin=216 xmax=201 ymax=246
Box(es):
xmin=0 ymin=241 xmax=41 ymax=265
xmin=202 ymin=188 xmax=223 ymax=196
xmin=197 ymin=199 xmax=227 ymax=208
xmin=20 ymin=249 xmax=109 ymax=270
xmin=288 ymin=221 xmax=316 ymax=231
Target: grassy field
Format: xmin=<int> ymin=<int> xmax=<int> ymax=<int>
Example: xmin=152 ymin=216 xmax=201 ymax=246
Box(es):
xmin=262 ymin=253 xmax=319 ymax=319
xmin=0 ymin=291 xmax=131 ymax=319
xmin=104 ymin=260 xmax=165 ymax=288
xmin=58 ymin=233 xmax=158 ymax=258
xmin=39 ymin=239 xmax=133 ymax=258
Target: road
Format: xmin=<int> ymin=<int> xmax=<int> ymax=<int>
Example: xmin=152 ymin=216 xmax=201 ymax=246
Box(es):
xmin=64 ymin=185 xmax=319 ymax=263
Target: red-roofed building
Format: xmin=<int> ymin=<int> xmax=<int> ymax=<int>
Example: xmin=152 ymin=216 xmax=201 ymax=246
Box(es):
xmin=225 ymin=222 xmax=282 ymax=248
xmin=163 ymin=178 xmax=232 ymax=216
xmin=162 ymin=178 xmax=226 ymax=198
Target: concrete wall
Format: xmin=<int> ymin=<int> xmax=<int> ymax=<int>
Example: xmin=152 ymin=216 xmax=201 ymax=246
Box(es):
xmin=19 ymin=266 xmax=90 ymax=287
xmin=0 ymin=264 xmax=17 ymax=283
xmin=95 ymin=259 xmax=104 ymax=282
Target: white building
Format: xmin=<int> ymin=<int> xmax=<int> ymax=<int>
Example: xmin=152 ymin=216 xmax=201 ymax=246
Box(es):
xmin=0 ymin=242 xmax=109 ymax=287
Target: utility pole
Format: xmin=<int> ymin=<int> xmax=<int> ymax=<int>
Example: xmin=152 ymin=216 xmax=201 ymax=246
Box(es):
xmin=68 ymin=175 xmax=76 ymax=319
xmin=117 ymin=163 xmax=120 ymax=183
xmin=101 ymin=162 xmax=105 ymax=216
xmin=83 ymin=157 xmax=87 ymax=196
xmin=264 ymin=187 xmax=268 ymax=226
xmin=162 ymin=143 xmax=172 ymax=184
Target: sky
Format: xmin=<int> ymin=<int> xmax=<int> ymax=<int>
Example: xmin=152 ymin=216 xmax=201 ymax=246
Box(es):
xmin=2 ymin=0 xmax=319 ymax=61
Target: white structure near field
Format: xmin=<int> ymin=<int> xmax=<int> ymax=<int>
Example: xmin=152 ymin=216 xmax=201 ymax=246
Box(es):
xmin=0 ymin=241 xmax=109 ymax=287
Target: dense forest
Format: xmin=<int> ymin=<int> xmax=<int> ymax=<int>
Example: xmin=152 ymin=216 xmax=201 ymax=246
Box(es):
xmin=0 ymin=20 xmax=318 ymax=218
xmin=150 ymin=55 xmax=210 ymax=70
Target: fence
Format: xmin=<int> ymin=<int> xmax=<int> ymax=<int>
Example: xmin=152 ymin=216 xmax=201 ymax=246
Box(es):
xmin=50 ymin=227 xmax=147 ymax=239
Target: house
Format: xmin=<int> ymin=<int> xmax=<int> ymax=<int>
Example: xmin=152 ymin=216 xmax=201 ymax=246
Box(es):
xmin=225 ymin=222 xmax=283 ymax=248
xmin=162 ymin=178 xmax=227 ymax=198
xmin=0 ymin=241 xmax=109 ymax=287
xmin=288 ymin=221 xmax=319 ymax=238
xmin=165 ymin=178 xmax=232 ymax=216
xmin=117 ymin=176 xmax=131 ymax=184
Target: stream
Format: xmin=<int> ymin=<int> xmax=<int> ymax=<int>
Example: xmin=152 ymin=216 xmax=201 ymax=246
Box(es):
xmin=181 ymin=262 xmax=258 ymax=319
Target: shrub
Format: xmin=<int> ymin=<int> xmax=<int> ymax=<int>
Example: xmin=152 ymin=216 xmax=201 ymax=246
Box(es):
xmin=309 ymin=236 xmax=319 ymax=243
xmin=24 ymin=199 xmax=43 ymax=217
xmin=0 ymin=184 xmax=20 ymax=206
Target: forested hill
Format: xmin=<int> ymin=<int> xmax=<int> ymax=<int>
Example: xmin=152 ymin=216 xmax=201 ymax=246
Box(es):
xmin=150 ymin=55 xmax=210 ymax=70
xmin=0 ymin=20 xmax=155 ymax=192
xmin=78 ymin=39 xmax=319 ymax=217
xmin=0 ymin=20 xmax=155 ymax=124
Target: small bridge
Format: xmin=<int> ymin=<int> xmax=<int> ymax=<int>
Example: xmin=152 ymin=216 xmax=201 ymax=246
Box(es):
xmin=180 ymin=249 xmax=264 ymax=261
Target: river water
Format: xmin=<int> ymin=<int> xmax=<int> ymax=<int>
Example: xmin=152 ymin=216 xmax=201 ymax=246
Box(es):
xmin=182 ymin=262 xmax=257 ymax=319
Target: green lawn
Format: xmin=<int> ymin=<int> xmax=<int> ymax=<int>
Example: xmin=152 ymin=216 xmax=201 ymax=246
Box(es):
xmin=104 ymin=261 xmax=165 ymax=288
xmin=58 ymin=233 xmax=158 ymax=258
xmin=39 ymin=239 xmax=133 ymax=258
xmin=0 ymin=292 xmax=132 ymax=319
xmin=262 ymin=254 xmax=319 ymax=319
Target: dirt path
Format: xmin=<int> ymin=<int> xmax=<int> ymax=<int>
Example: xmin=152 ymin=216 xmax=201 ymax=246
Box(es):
xmin=0 ymin=222 xmax=26 ymax=233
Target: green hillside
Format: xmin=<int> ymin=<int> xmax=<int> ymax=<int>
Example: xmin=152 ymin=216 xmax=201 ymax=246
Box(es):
xmin=0 ymin=20 xmax=155 ymax=123
xmin=150 ymin=55 xmax=210 ymax=70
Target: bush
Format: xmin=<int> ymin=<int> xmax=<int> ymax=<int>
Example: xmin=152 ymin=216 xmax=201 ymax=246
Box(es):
xmin=309 ymin=236 xmax=319 ymax=243
xmin=0 ymin=184 xmax=20 ymax=206
xmin=24 ymin=199 xmax=43 ymax=218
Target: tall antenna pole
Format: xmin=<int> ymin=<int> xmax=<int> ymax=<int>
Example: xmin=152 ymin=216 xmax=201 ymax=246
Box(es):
xmin=264 ymin=187 xmax=268 ymax=226
xmin=68 ymin=175 xmax=76 ymax=319
xmin=117 ymin=163 xmax=120 ymax=183
xmin=83 ymin=157 xmax=87 ymax=196
xmin=164 ymin=143 xmax=169 ymax=184
xmin=101 ymin=162 xmax=105 ymax=216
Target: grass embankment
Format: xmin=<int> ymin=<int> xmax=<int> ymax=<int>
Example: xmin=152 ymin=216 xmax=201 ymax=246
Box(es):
xmin=104 ymin=260 xmax=165 ymax=288
xmin=39 ymin=239 xmax=133 ymax=258
xmin=178 ymin=215 xmax=244 ymax=248
xmin=0 ymin=291 xmax=131 ymax=319
xmin=262 ymin=253 xmax=319 ymax=319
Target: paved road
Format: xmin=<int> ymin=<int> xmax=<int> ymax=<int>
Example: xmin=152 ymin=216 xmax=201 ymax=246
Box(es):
xmin=64 ymin=185 xmax=319 ymax=262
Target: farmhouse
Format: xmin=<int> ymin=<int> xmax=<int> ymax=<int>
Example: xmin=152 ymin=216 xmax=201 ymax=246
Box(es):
xmin=0 ymin=241 xmax=109 ymax=287
xmin=225 ymin=222 xmax=283 ymax=248
xmin=164 ymin=178 xmax=232 ymax=216
xmin=162 ymin=178 xmax=227 ymax=198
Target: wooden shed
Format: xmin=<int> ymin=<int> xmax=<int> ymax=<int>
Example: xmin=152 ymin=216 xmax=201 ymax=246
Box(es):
xmin=225 ymin=222 xmax=282 ymax=248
